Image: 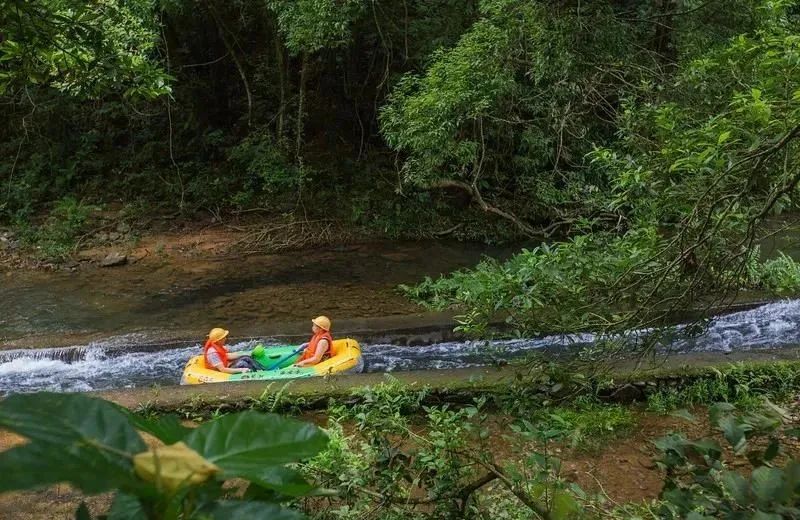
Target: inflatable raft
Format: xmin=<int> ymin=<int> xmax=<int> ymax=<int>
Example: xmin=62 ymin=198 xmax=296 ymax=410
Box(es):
xmin=180 ymin=338 xmax=363 ymax=385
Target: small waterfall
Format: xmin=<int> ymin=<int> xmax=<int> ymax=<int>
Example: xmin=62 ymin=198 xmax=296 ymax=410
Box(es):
xmin=0 ymin=346 xmax=90 ymax=364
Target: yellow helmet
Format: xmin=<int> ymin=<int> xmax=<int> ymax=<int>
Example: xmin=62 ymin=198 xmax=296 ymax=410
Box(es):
xmin=207 ymin=327 xmax=229 ymax=342
xmin=312 ymin=316 xmax=331 ymax=331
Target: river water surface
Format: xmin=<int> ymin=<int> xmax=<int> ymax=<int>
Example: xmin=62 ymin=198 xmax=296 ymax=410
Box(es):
xmin=1 ymin=299 xmax=799 ymax=394
xmin=2 ymin=238 xmax=800 ymax=394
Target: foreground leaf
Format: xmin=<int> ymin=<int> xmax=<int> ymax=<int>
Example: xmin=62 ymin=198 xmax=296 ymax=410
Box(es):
xmin=0 ymin=439 xmax=141 ymax=494
xmin=720 ymin=470 xmax=750 ymax=506
xmin=0 ymin=392 xmax=146 ymax=494
xmin=206 ymin=501 xmax=305 ymax=520
xmin=185 ymin=411 xmax=328 ymax=474
xmin=0 ymin=392 xmax=146 ymax=454
xmin=124 ymin=411 xmax=190 ymax=445
xmin=107 ymin=493 xmax=147 ymax=520
xmin=751 ymin=466 xmax=786 ymax=506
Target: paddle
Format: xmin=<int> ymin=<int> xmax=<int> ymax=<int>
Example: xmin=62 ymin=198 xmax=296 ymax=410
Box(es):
xmin=265 ymin=344 xmax=306 ymax=371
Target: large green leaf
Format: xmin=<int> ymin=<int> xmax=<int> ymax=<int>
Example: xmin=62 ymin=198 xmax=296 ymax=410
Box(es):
xmin=717 ymin=415 xmax=748 ymax=454
xmin=206 ymin=501 xmax=305 ymax=520
xmin=107 ymin=493 xmax=147 ymax=520
xmin=185 ymin=412 xmax=328 ymax=473
xmin=707 ymin=402 xmax=736 ymax=426
xmin=752 ymin=512 xmax=783 ymax=520
xmin=751 ymin=466 xmax=787 ymax=506
xmin=0 ymin=392 xmax=146 ymax=453
xmin=549 ymin=489 xmax=580 ymax=519
xmin=122 ymin=411 xmax=190 ymax=445
xmin=0 ymin=439 xmax=146 ymax=494
xmin=0 ymin=393 xmax=147 ymax=494
xmin=244 ymin=465 xmax=322 ymax=497
xmin=720 ymin=470 xmax=750 ymax=506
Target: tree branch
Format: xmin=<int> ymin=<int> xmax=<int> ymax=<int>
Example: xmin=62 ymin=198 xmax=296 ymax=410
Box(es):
xmin=430 ymin=180 xmax=537 ymax=236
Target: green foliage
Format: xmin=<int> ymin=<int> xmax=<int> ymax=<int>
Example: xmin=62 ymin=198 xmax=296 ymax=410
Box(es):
xmin=381 ymin=0 xmax=634 ymax=224
xmin=655 ymin=401 xmax=800 ymax=519
xmin=403 ymin=2 xmax=800 ymax=338
xmin=530 ymin=402 xmax=636 ymax=451
xmin=751 ymin=252 xmax=800 ymax=294
xmin=308 ymin=376 xmax=597 ymax=519
xmin=0 ymin=0 xmax=170 ymax=98
xmin=268 ymin=0 xmax=364 ymax=55
xmin=18 ymin=196 xmax=96 ymax=261
xmin=227 ymin=131 xmax=304 ymax=204
xmin=646 ymin=363 xmax=800 ymax=413
xmin=403 ymin=229 xmax=667 ymax=335
xmin=0 ymin=392 xmax=328 ymax=519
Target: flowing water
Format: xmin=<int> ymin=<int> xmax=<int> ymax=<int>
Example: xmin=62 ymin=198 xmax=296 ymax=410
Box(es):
xmin=3 ymin=232 xmax=800 ymax=395
xmin=1 ymin=299 xmax=799 ymax=394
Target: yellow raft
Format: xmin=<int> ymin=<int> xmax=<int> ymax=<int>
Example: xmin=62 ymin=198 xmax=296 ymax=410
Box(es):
xmin=180 ymin=338 xmax=363 ymax=385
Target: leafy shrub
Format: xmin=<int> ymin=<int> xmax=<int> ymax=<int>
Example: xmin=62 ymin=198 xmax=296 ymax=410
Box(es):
xmin=312 ymin=376 xmax=594 ymax=519
xmin=754 ymin=252 xmax=800 ymax=294
xmin=19 ymin=196 xmax=96 ymax=261
xmin=534 ymin=403 xmax=636 ymax=451
xmin=227 ymin=131 xmax=304 ymax=204
xmin=401 ymin=228 xmax=669 ymax=337
xmin=0 ymin=392 xmax=328 ymax=519
xmin=655 ymin=401 xmax=800 ymax=519
xmin=647 ymin=363 xmax=800 ymax=413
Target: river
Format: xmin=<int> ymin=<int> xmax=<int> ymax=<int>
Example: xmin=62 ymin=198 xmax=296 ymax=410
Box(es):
xmin=0 ymin=298 xmax=799 ymax=393
xmin=2 ymin=237 xmax=800 ymax=395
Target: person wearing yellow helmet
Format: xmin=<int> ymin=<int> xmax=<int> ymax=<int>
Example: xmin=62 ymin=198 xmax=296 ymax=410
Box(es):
xmin=203 ymin=327 xmax=262 ymax=374
xmin=294 ymin=316 xmax=333 ymax=367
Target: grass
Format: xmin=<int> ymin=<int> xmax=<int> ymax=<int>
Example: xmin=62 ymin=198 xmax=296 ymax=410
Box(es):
xmin=534 ymin=401 xmax=637 ymax=451
xmin=645 ymin=362 xmax=800 ymax=413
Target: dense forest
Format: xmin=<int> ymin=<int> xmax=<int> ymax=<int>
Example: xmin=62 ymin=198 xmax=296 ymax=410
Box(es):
xmin=1 ymin=1 xmax=793 ymax=230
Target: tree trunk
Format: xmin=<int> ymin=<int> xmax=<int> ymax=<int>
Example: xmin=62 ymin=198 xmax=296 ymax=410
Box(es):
xmin=653 ymin=0 xmax=679 ymax=66
xmin=295 ymin=52 xmax=308 ymax=166
xmin=274 ymin=26 xmax=286 ymax=142
xmin=208 ymin=1 xmax=252 ymax=127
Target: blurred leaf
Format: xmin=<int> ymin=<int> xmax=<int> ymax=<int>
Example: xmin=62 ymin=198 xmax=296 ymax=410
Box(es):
xmin=107 ymin=493 xmax=147 ymax=520
xmin=751 ymin=466 xmax=786 ymax=506
xmin=0 ymin=393 xmax=146 ymax=494
xmin=185 ymin=411 xmax=328 ymax=476
xmin=206 ymin=501 xmax=304 ymax=520
xmin=124 ymin=412 xmax=190 ymax=445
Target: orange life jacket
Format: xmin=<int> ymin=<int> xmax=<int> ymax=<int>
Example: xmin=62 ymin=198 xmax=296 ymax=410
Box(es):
xmin=204 ymin=340 xmax=229 ymax=369
xmin=298 ymin=331 xmax=333 ymax=363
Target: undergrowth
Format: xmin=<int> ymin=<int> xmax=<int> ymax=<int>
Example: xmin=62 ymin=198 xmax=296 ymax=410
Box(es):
xmin=646 ymin=362 xmax=800 ymax=413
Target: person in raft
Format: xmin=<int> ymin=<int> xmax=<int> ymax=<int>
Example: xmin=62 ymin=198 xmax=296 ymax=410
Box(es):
xmin=294 ymin=316 xmax=333 ymax=367
xmin=204 ymin=327 xmax=264 ymax=373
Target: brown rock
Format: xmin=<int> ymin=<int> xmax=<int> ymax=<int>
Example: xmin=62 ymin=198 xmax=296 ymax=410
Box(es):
xmin=100 ymin=252 xmax=127 ymax=267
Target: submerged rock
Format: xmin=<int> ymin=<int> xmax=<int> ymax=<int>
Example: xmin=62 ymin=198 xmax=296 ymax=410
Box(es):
xmin=101 ymin=252 xmax=127 ymax=267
